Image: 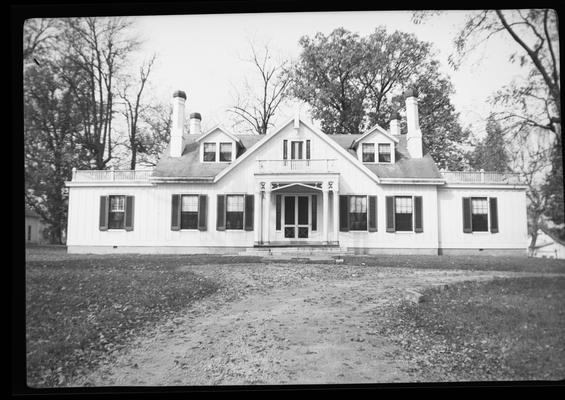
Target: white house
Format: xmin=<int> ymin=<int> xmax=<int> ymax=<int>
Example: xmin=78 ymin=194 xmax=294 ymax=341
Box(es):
xmin=65 ymin=89 xmax=529 ymax=255
xmin=25 ymin=208 xmax=45 ymax=244
xmin=529 ymin=228 xmax=565 ymax=259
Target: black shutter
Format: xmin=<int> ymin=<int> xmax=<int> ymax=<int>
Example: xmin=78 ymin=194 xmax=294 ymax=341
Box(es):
xmin=276 ymin=195 xmax=281 ymax=230
xmin=306 ymin=140 xmax=311 ymax=160
xmin=490 ymin=197 xmax=499 ymax=233
xmin=311 ymin=194 xmax=317 ymax=231
xmin=283 ymin=140 xmax=288 ymax=160
xmin=339 ymin=195 xmax=349 ymax=232
xmin=463 ymin=197 xmax=472 ymax=233
xmin=99 ymin=196 xmax=109 ymax=231
xmin=386 ymin=196 xmax=395 ymax=232
xmin=198 ymin=195 xmax=207 ymax=231
xmin=368 ymin=196 xmax=377 ymax=232
xmin=244 ymin=194 xmax=254 ymax=231
xmin=414 ymin=196 xmax=423 ymax=233
xmin=217 ymin=195 xmax=226 ymax=231
xmin=171 ymin=194 xmax=180 ymax=231
xmin=125 ymin=196 xmax=135 ymax=231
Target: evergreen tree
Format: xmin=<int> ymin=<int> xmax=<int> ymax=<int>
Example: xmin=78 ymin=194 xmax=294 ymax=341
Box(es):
xmin=469 ymin=114 xmax=510 ymax=172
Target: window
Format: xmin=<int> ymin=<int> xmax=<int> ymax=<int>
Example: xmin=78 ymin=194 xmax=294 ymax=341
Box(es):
xmin=395 ymin=196 xmax=413 ymax=231
xmin=349 ymin=196 xmax=368 ymax=231
xmin=203 ymin=143 xmax=216 ymax=162
xmin=378 ymin=143 xmax=391 ymax=163
xmin=180 ymin=195 xmax=199 ymax=229
xmin=219 ymin=142 xmax=232 ymax=162
xmin=28 ymin=225 xmax=31 ymax=241
xmin=226 ymin=195 xmax=244 ymax=230
xmin=291 ymin=141 xmax=303 ymax=160
xmin=471 ymin=197 xmax=488 ymax=232
xmin=109 ymin=195 xmax=125 ymax=229
xmin=362 ymin=143 xmax=375 ymax=162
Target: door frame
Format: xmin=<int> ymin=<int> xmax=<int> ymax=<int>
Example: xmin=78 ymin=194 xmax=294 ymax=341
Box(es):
xmin=282 ymin=194 xmax=311 ymax=240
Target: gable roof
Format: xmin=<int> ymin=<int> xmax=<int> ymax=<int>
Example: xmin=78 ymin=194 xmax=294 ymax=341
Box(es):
xmin=152 ymin=117 xmax=443 ymax=182
xmin=25 ymin=208 xmax=40 ymax=218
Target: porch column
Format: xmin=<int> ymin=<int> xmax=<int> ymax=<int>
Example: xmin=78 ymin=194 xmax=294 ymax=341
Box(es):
xmin=254 ymin=189 xmax=262 ymax=245
xmin=264 ymin=187 xmax=271 ymax=244
xmin=322 ymin=184 xmax=329 ymax=244
xmin=332 ymin=188 xmax=339 ymax=244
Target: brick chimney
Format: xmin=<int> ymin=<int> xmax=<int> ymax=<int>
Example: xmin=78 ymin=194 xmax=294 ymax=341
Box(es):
xmin=170 ymin=90 xmax=186 ymax=157
xmin=189 ymin=112 xmax=202 ymax=135
xmin=389 ymin=109 xmax=401 ymax=136
xmin=405 ymin=87 xmax=423 ymax=158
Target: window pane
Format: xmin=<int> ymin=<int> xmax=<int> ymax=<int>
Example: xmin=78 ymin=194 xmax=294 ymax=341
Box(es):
xmin=362 ymin=143 xmax=375 ymax=162
xmin=395 ymin=197 xmax=412 ymax=213
xmin=471 ymin=198 xmax=488 ymax=214
xmin=108 ymin=211 xmax=125 ymax=229
xmin=395 ymin=213 xmax=412 ymax=231
xmin=350 ymin=212 xmax=367 ymax=230
xmin=110 ymin=196 xmax=125 ymax=211
xmin=226 ymin=212 xmax=243 ymax=229
xmin=378 ymin=143 xmax=391 ymax=163
xmin=180 ymin=212 xmax=198 ymax=229
xmin=220 ymin=143 xmax=232 ymax=162
xmin=472 ymin=214 xmax=488 ymax=231
xmin=227 ymin=195 xmax=244 ymax=212
xmin=181 ymin=195 xmax=199 ymax=212
xmin=203 ymin=143 xmax=216 ymax=161
xmin=349 ymin=196 xmax=367 ymax=212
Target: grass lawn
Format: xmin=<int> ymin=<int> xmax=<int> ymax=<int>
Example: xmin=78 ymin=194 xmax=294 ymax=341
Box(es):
xmin=376 ymin=276 xmax=565 ymax=381
xmin=25 ymin=254 xmax=219 ymax=388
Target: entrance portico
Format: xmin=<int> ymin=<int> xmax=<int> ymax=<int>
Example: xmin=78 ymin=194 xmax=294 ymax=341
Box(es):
xmin=254 ymin=175 xmax=340 ymax=246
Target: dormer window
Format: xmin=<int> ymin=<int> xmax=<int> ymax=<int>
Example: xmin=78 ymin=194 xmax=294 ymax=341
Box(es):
xmin=362 ymin=143 xmax=375 ymax=162
xmin=378 ymin=143 xmax=391 ymax=163
xmin=220 ymin=143 xmax=232 ymax=162
xmin=203 ymin=143 xmax=216 ymax=162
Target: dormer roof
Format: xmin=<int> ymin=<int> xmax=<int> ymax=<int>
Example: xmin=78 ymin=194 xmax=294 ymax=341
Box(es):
xmin=350 ymin=123 xmax=399 ymax=149
xmin=195 ymin=125 xmax=244 ymax=146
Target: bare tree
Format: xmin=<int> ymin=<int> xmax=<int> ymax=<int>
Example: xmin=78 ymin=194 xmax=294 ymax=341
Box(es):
xmin=118 ymin=54 xmax=156 ymax=169
xmin=23 ymin=18 xmax=61 ymax=63
xmin=59 ymin=17 xmax=140 ymax=169
xmin=229 ymin=42 xmax=291 ymax=134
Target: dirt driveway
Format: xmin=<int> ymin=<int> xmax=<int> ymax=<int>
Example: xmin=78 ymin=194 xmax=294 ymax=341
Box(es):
xmin=72 ymin=263 xmax=545 ymax=386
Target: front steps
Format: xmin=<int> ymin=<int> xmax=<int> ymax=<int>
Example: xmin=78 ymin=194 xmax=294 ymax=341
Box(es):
xmin=240 ymin=245 xmax=352 ymax=261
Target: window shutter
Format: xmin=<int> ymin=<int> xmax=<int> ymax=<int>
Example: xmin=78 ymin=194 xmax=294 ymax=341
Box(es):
xmin=99 ymin=196 xmax=109 ymax=231
xmin=276 ymin=195 xmax=281 ymax=231
xmin=171 ymin=194 xmax=180 ymax=231
xmin=311 ymin=194 xmax=317 ymax=231
xmin=463 ymin=197 xmax=472 ymax=233
xmin=306 ymin=140 xmax=311 ymax=160
xmin=198 ymin=195 xmax=207 ymax=231
xmin=386 ymin=196 xmax=395 ymax=232
xmin=414 ymin=196 xmax=423 ymax=233
xmin=490 ymin=197 xmax=499 ymax=233
xmin=368 ymin=196 xmax=377 ymax=232
xmin=125 ymin=196 xmax=135 ymax=231
xmin=339 ymin=195 xmax=349 ymax=232
xmin=216 ymin=195 xmax=226 ymax=231
xmin=244 ymin=194 xmax=254 ymax=231
xmin=283 ymin=140 xmax=288 ymax=160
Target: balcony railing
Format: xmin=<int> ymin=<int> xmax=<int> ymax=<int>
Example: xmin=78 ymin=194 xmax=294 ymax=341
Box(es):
xmin=256 ymin=159 xmax=337 ymax=173
xmin=441 ymin=171 xmax=522 ymax=184
xmin=72 ymin=168 xmax=153 ymax=182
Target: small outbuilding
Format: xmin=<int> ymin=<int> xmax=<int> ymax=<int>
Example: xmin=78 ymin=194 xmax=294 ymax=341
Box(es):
xmin=25 ymin=208 xmax=45 ymax=244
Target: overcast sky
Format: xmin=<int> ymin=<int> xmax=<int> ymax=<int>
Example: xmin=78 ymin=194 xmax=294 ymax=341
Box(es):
xmin=130 ymin=10 xmax=530 ymax=138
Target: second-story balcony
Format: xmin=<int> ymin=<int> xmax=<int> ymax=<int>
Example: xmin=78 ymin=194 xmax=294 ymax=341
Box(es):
xmin=441 ymin=171 xmax=522 ymax=184
xmin=256 ymin=159 xmax=338 ymax=174
xmin=71 ymin=168 xmax=154 ymax=182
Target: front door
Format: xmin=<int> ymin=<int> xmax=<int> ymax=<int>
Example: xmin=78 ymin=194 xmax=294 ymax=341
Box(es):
xmin=283 ymin=195 xmax=309 ymax=239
